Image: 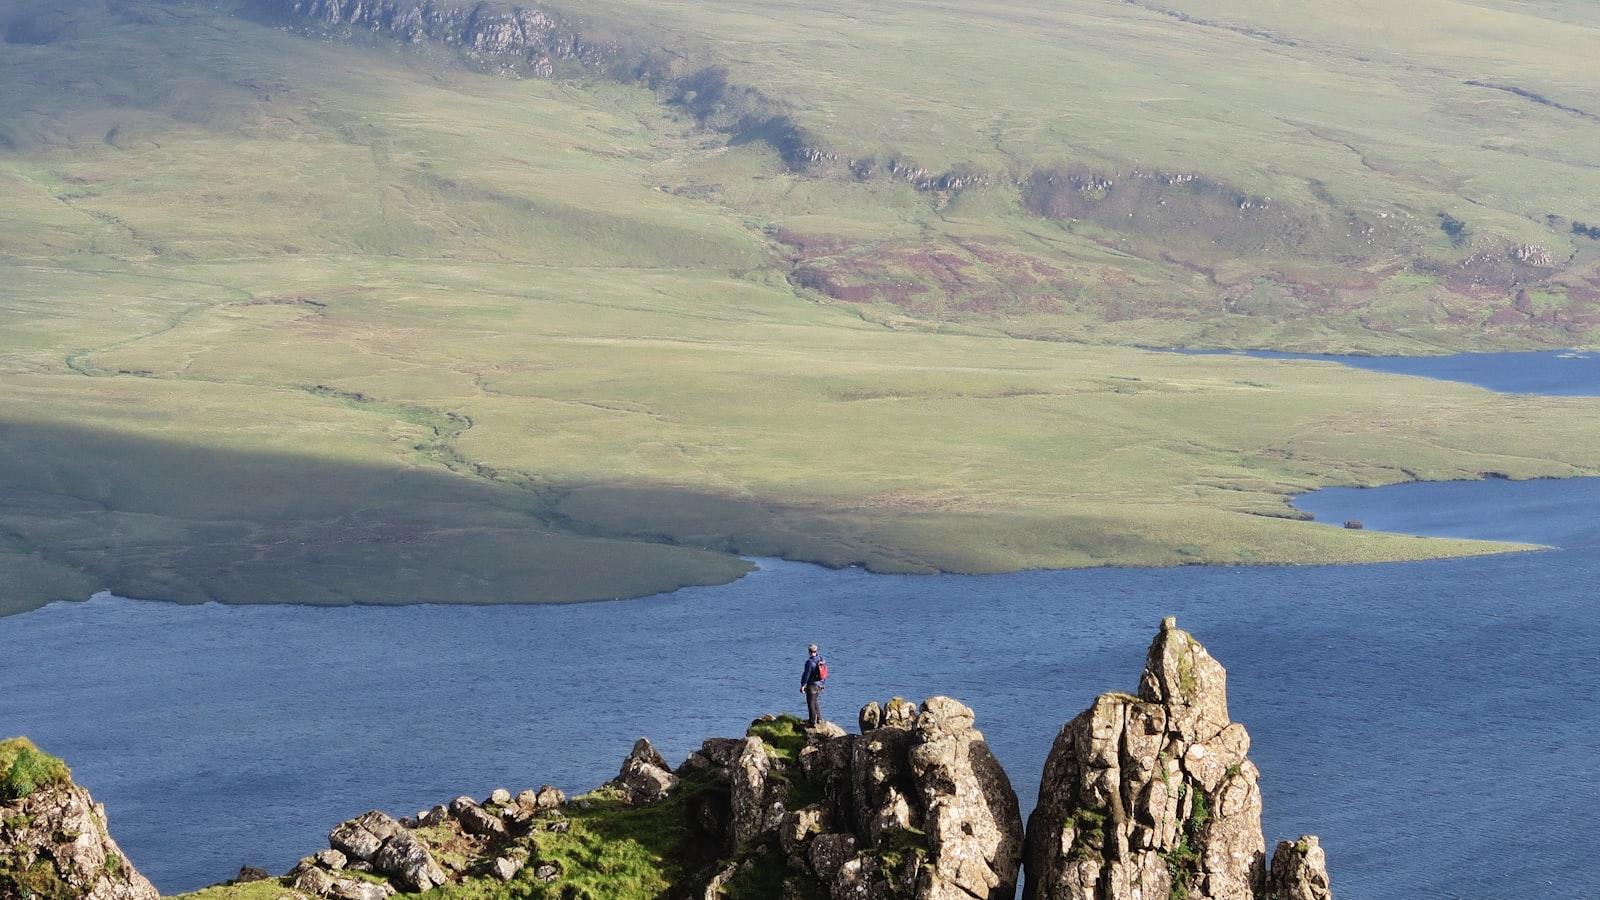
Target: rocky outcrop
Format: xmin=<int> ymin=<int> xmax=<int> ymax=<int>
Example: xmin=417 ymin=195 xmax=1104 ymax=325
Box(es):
xmin=1265 ymin=837 xmax=1332 ymax=900
xmin=3 ymin=621 xmax=1328 ymax=900
xmin=670 ymin=702 xmax=1024 ymax=900
xmin=249 ymin=0 xmax=596 ymax=74
xmin=614 ymin=737 xmax=681 ymax=805
xmin=1023 ymin=617 xmax=1330 ymax=900
xmin=0 ymin=739 xmax=158 ymax=900
xmin=281 ymin=784 xmax=577 ymax=899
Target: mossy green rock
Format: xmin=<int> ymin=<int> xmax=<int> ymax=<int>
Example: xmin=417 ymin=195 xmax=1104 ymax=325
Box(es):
xmin=0 ymin=738 xmax=158 ymax=900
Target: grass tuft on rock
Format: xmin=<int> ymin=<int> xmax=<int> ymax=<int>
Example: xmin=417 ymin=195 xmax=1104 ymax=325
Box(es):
xmin=0 ymin=738 xmax=71 ymax=802
xmin=745 ymin=715 xmax=808 ymax=763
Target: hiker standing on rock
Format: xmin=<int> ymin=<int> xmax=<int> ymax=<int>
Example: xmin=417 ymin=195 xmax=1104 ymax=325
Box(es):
xmin=800 ymin=643 xmax=827 ymax=727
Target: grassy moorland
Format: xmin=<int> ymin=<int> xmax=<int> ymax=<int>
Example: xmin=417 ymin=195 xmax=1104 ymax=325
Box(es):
xmin=2 ymin=0 xmax=1600 ymax=617
xmin=561 ymin=0 xmax=1600 ymax=349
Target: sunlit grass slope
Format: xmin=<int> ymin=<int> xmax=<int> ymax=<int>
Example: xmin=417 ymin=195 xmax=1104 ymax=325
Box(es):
xmin=561 ymin=0 xmax=1600 ymax=350
xmin=2 ymin=0 xmax=1599 ymax=617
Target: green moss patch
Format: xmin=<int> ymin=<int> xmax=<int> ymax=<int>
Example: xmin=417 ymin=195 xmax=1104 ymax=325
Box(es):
xmin=745 ymin=715 xmax=808 ymax=763
xmin=0 ymin=738 xmax=71 ymax=802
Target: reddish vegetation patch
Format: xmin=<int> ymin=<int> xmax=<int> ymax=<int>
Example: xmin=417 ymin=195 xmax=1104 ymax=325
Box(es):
xmin=784 ymin=233 xmax=1076 ymax=317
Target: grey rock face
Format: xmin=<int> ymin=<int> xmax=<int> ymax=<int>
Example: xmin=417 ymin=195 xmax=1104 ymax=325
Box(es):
xmin=616 ymin=737 xmax=681 ymax=805
xmin=640 ymin=700 xmax=1022 ymax=900
xmin=859 ymin=700 xmax=883 ymax=732
xmin=490 ymin=855 xmax=521 ymax=882
xmin=252 ymin=0 xmax=596 ymax=71
xmin=1265 ymin=836 xmax=1332 ymax=900
xmin=455 ymin=802 xmax=507 ymax=837
xmin=909 ymin=697 xmax=1025 ymax=900
xmin=1022 ymin=619 xmax=1332 ymax=900
xmin=535 ymin=785 xmax=566 ymax=809
xmin=328 ymin=810 xmax=406 ymax=865
xmin=371 ymin=830 xmax=448 ymax=892
xmin=883 ymin=696 xmax=919 ymax=728
xmin=0 ymin=776 xmax=158 ymax=900
xmin=328 ymin=878 xmax=394 ymax=900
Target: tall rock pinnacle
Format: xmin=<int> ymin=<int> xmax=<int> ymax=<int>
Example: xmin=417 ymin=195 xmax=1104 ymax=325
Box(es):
xmin=1022 ymin=618 xmax=1332 ymax=900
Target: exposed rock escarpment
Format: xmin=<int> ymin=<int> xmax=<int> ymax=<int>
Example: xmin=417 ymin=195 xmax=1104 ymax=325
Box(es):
xmin=0 ymin=738 xmax=158 ymax=900
xmin=1022 ymin=617 xmax=1331 ymax=900
xmin=249 ymin=0 xmax=595 ymax=74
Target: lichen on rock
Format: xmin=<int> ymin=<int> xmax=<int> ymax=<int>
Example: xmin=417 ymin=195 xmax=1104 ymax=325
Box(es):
xmin=1022 ymin=619 xmax=1332 ymax=900
xmin=0 ymin=738 xmax=158 ymax=900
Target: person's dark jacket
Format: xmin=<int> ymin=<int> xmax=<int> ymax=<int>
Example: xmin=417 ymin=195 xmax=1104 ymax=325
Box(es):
xmin=801 ymin=655 xmax=825 ymax=688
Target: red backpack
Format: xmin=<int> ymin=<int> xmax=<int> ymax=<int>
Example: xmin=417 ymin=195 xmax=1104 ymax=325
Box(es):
xmin=816 ymin=659 xmax=829 ymax=681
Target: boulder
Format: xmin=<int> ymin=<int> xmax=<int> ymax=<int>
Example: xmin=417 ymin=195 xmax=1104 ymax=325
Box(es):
xmin=315 ymin=848 xmax=349 ymax=870
xmin=372 ymin=831 xmax=447 ymax=892
xmin=488 ymin=788 xmax=512 ymax=806
xmin=535 ymin=785 xmax=566 ymax=809
xmin=490 ymin=856 xmax=521 ymax=882
xmin=883 ymin=697 xmax=918 ymax=728
xmin=778 ymin=803 xmax=833 ymax=866
xmin=328 ymin=878 xmax=394 ymax=900
xmin=859 ymin=701 xmax=883 ymax=732
xmin=849 ymin=725 xmax=918 ymax=842
xmin=616 ymin=738 xmax=680 ymax=805
xmin=418 ymin=805 xmax=449 ymax=827
xmin=456 ymin=802 xmax=507 ymax=837
xmin=813 ymin=721 xmax=847 ymax=739
xmin=329 ymin=811 xmax=401 ymax=862
xmin=233 ymin=865 xmax=270 ymax=883
xmin=292 ymin=866 xmax=335 ymax=896
xmin=1266 ymin=836 xmax=1332 ymax=900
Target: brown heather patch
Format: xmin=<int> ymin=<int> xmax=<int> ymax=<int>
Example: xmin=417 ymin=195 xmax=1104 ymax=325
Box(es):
xmin=787 ymin=237 xmax=1077 ymax=316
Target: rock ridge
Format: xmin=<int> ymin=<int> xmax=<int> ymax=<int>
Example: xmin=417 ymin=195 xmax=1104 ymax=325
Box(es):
xmin=2 ymin=619 xmax=1330 ymax=899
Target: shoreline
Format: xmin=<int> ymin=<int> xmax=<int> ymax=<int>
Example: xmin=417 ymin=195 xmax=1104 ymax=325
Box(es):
xmin=6 ymin=469 xmax=1595 ymax=624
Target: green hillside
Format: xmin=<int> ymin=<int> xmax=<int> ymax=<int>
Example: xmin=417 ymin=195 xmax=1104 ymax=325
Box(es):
xmin=551 ymin=0 xmax=1600 ymax=349
xmin=2 ymin=0 xmax=1599 ymax=616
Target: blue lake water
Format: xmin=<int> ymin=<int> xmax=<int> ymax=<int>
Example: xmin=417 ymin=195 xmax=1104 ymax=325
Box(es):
xmin=4 ymin=352 xmax=1600 ymax=899
xmin=1183 ymin=347 xmax=1600 ymax=396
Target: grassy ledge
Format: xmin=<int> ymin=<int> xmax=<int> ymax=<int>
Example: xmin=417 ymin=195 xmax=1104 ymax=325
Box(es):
xmin=0 ymin=738 xmax=71 ymax=802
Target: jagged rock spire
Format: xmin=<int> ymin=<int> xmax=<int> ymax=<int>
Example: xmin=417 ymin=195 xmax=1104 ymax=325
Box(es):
xmin=1022 ymin=618 xmax=1331 ymax=900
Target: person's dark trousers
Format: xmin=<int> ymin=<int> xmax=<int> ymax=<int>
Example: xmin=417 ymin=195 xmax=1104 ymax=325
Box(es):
xmin=805 ymin=684 xmax=823 ymax=726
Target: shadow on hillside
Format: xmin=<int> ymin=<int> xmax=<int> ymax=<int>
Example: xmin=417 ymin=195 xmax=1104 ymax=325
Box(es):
xmin=0 ymin=418 xmax=759 ymax=619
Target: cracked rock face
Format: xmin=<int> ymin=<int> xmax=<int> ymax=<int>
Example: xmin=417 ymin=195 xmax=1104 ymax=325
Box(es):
xmin=1265 ymin=837 xmax=1331 ymax=900
xmin=0 ymin=778 xmax=158 ymax=900
xmin=615 ymin=737 xmax=681 ymax=806
xmin=1023 ymin=618 xmax=1331 ymax=900
xmin=250 ymin=0 xmax=593 ymax=68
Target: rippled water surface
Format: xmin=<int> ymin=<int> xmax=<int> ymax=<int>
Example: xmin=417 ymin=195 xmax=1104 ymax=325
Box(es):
xmin=1189 ymin=347 xmax=1600 ymax=395
xmin=4 ymin=351 xmax=1600 ymax=899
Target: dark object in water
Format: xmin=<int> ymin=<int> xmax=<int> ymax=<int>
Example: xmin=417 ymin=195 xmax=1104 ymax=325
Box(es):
xmin=1344 ymin=520 xmax=1364 ymax=530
